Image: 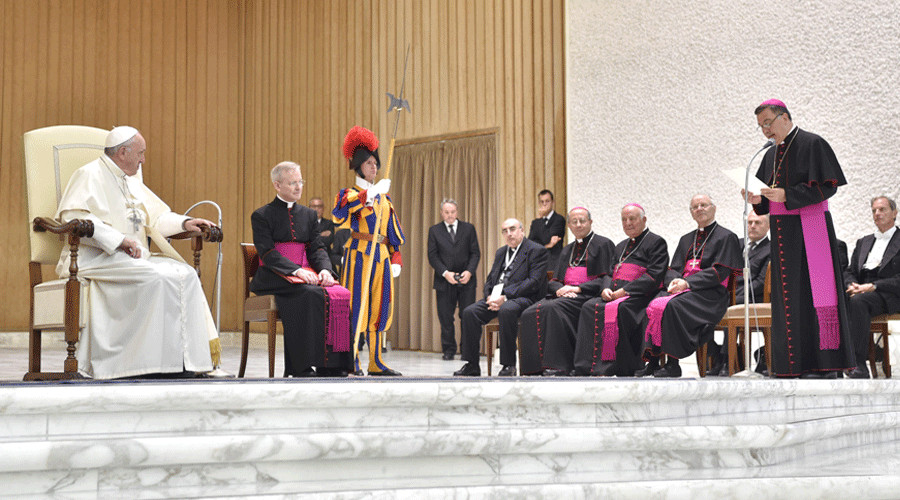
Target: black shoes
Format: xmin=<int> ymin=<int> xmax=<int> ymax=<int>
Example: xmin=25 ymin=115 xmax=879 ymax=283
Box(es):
xmin=542 ymin=368 xmax=567 ymax=377
xmin=497 ymin=365 xmax=517 ymax=377
xmin=316 ymin=367 xmax=349 ymax=377
xmin=846 ymin=365 xmax=871 ymax=379
xmin=634 ymin=362 xmax=659 ymax=377
xmin=800 ymin=371 xmax=839 ymax=379
xmin=652 ymin=363 xmax=682 ymax=378
xmin=442 ymin=352 xmax=455 ymax=361
xmin=368 ymin=368 xmax=402 ymax=376
xmin=453 ymin=362 xmax=481 ymax=376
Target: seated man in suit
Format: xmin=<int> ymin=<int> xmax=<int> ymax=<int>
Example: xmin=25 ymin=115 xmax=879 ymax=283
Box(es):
xmin=709 ymin=210 xmax=771 ymax=376
xmin=250 ymin=161 xmax=352 ymax=377
xmin=843 ymin=196 xmax=900 ymax=379
xmin=518 ymin=207 xmax=615 ymax=376
xmin=427 ymin=199 xmax=481 ymax=360
xmin=454 ymin=218 xmax=549 ymax=377
xmin=640 ymin=194 xmax=741 ymax=378
xmin=309 ymin=196 xmax=336 ymax=257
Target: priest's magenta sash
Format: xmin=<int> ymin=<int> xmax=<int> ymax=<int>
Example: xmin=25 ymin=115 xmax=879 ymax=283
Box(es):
xmin=600 ymin=263 xmax=646 ymax=361
xmin=643 ymin=260 xmax=704 ymax=349
xmin=564 ymin=266 xmax=596 ymax=286
xmin=263 ymin=242 xmax=351 ymax=352
xmin=769 ymin=200 xmax=840 ymax=350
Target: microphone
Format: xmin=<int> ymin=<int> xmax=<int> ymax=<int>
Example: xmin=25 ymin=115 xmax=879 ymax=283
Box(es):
xmin=761 ymin=138 xmax=775 ymax=149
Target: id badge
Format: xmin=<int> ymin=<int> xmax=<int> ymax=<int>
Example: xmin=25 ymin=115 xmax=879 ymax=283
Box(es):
xmin=490 ymin=283 xmax=504 ymax=300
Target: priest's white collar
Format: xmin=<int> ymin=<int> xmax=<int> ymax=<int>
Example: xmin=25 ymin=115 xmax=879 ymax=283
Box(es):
xmin=355 ymin=176 xmax=375 ymax=190
xmin=276 ymin=194 xmax=295 ymax=209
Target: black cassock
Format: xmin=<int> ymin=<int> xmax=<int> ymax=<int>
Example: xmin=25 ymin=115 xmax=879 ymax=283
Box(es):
xmin=571 ymin=229 xmax=669 ymax=376
xmin=250 ymin=197 xmax=351 ymax=375
xmin=518 ymin=232 xmax=614 ymax=375
xmin=753 ymin=127 xmax=854 ymax=376
xmin=643 ymin=222 xmax=741 ymax=360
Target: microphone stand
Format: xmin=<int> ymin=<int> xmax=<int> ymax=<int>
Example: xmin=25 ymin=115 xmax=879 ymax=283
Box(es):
xmin=732 ymin=140 xmax=773 ymax=378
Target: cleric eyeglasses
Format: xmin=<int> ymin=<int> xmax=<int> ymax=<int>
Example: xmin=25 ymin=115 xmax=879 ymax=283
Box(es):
xmin=757 ymin=113 xmax=784 ymax=132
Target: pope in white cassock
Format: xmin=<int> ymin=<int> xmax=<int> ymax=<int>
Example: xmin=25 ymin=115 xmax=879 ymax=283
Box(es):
xmin=55 ymin=126 xmax=221 ymax=379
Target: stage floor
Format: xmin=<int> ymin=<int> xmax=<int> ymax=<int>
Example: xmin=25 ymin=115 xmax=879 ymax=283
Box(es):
xmin=0 ymin=331 xmax=703 ymax=382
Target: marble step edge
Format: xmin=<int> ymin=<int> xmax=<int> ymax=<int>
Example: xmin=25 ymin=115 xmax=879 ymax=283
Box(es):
xmin=2 ymin=410 xmax=898 ymax=473
xmin=4 ymin=379 xmax=900 ymax=414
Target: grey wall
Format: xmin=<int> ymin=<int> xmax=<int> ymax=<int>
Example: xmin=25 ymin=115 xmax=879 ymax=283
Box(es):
xmin=566 ymin=0 xmax=900 ymax=254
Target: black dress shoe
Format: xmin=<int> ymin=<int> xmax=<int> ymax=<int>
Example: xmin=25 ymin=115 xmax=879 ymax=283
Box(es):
xmin=800 ymin=371 xmax=839 ymax=379
xmin=497 ymin=365 xmax=517 ymax=377
xmin=542 ymin=368 xmax=567 ymax=377
xmin=847 ymin=366 xmax=870 ymax=379
xmin=352 ymin=369 xmax=365 ymax=376
xmin=317 ymin=367 xmax=349 ymax=378
xmin=368 ymin=368 xmax=402 ymax=376
xmin=293 ymin=367 xmax=317 ymax=378
xmin=442 ymin=352 xmax=455 ymax=361
xmin=569 ymin=368 xmax=590 ymax=377
xmin=634 ymin=362 xmax=659 ymax=377
xmin=652 ymin=363 xmax=682 ymax=378
xmin=453 ymin=362 xmax=481 ymax=376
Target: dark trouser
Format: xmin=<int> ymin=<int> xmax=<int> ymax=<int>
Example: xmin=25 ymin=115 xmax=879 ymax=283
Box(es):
xmin=461 ymin=297 xmax=532 ymax=366
xmin=436 ymin=283 xmax=477 ymax=355
xmin=847 ymin=290 xmax=888 ymax=365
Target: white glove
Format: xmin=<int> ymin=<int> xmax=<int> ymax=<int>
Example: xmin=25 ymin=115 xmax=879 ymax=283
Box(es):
xmin=391 ymin=263 xmax=401 ymax=278
xmin=369 ymin=179 xmax=391 ymax=197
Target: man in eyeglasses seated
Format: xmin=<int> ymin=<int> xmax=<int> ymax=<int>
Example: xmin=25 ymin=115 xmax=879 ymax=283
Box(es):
xmin=454 ymin=218 xmax=549 ymax=377
xmin=518 ymin=207 xmax=614 ymax=376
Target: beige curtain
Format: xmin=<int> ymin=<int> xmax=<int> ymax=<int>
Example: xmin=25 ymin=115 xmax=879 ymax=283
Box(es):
xmin=388 ymin=132 xmax=499 ymax=352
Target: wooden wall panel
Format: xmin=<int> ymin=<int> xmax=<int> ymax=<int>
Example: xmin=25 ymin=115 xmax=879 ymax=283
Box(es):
xmin=0 ymin=0 xmax=565 ymax=340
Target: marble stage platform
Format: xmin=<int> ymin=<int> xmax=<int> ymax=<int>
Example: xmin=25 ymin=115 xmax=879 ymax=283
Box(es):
xmin=2 ymin=376 xmax=900 ymax=499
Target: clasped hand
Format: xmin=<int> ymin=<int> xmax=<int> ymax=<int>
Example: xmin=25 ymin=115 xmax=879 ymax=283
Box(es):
xmin=293 ymin=268 xmax=336 ymax=286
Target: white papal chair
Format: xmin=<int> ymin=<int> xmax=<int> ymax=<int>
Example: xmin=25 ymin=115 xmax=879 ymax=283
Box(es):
xmin=23 ymin=125 xmax=222 ymax=381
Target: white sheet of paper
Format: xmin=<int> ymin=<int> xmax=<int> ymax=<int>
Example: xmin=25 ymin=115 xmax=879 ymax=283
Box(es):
xmin=489 ymin=283 xmax=504 ymax=300
xmin=723 ymin=167 xmax=768 ymax=193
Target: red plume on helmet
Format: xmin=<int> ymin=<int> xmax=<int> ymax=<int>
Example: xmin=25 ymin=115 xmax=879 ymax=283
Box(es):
xmin=342 ymin=126 xmax=379 ymax=161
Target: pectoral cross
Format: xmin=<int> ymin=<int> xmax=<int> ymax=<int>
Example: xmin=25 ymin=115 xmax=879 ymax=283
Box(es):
xmin=127 ymin=207 xmax=143 ymax=232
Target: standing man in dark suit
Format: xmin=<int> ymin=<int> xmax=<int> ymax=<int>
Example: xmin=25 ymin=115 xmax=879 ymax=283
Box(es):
xmin=427 ymin=199 xmax=481 ymax=360
xmin=843 ymin=196 xmax=900 ymax=379
xmin=454 ymin=218 xmax=549 ymax=377
xmin=528 ymin=189 xmax=566 ymax=270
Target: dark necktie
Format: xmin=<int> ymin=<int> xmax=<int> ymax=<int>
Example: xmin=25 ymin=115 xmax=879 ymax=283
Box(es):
xmin=449 ymin=224 xmax=456 ymax=242
xmin=749 ymin=241 xmax=756 ymax=252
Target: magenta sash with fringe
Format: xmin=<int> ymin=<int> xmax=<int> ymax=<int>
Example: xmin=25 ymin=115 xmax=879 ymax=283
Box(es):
xmin=264 ymin=242 xmax=351 ymax=352
xmin=600 ymin=263 xmax=646 ymax=360
xmin=770 ymin=200 xmax=840 ymax=350
xmin=564 ymin=266 xmax=596 ymax=286
xmin=643 ymin=260 xmax=704 ymax=348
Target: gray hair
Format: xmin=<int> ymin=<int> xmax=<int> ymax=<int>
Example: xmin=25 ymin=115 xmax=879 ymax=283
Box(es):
xmin=568 ymin=207 xmax=592 ymax=220
xmin=871 ymin=196 xmax=898 ymax=211
xmin=103 ymin=136 xmax=137 ymax=157
xmin=690 ymin=193 xmax=715 ymax=208
xmin=440 ymin=198 xmax=458 ymax=211
xmin=271 ymin=161 xmax=301 ymax=183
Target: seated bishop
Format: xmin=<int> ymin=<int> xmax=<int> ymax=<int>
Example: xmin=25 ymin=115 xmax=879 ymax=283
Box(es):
xmin=250 ymin=161 xmax=352 ymax=377
xmin=639 ymin=194 xmax=741 ymax=378
xmin=55 ymin=126 xmax=221 ymax=379
xmin=569 ymin=203 xmax=669 ymax=376
xmin=518 ymin=207 xmax=614 ymax=376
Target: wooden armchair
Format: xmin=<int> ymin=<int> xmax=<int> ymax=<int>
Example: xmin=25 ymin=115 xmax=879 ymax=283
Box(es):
xmin=23 ymin=125 xmax=222 ymax=381
xmin=721 ymin=263 xmax=773 ymax=376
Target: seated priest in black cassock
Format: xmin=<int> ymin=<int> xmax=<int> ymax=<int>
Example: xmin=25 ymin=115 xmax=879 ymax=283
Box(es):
xmin=250 ymin=161 xmax=352 ymax=377
xmin=453 ymin=218 xmax=549 ymax=377
xmin=843 ymin=196 xmax=900 ymax=379
xmin=518 ymin=207 xmax=614 ymax=376
xmin=568 ymin=203 xmax=669 ymax=377
xmin=639 ymin=194 xmax=741 ymax=378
